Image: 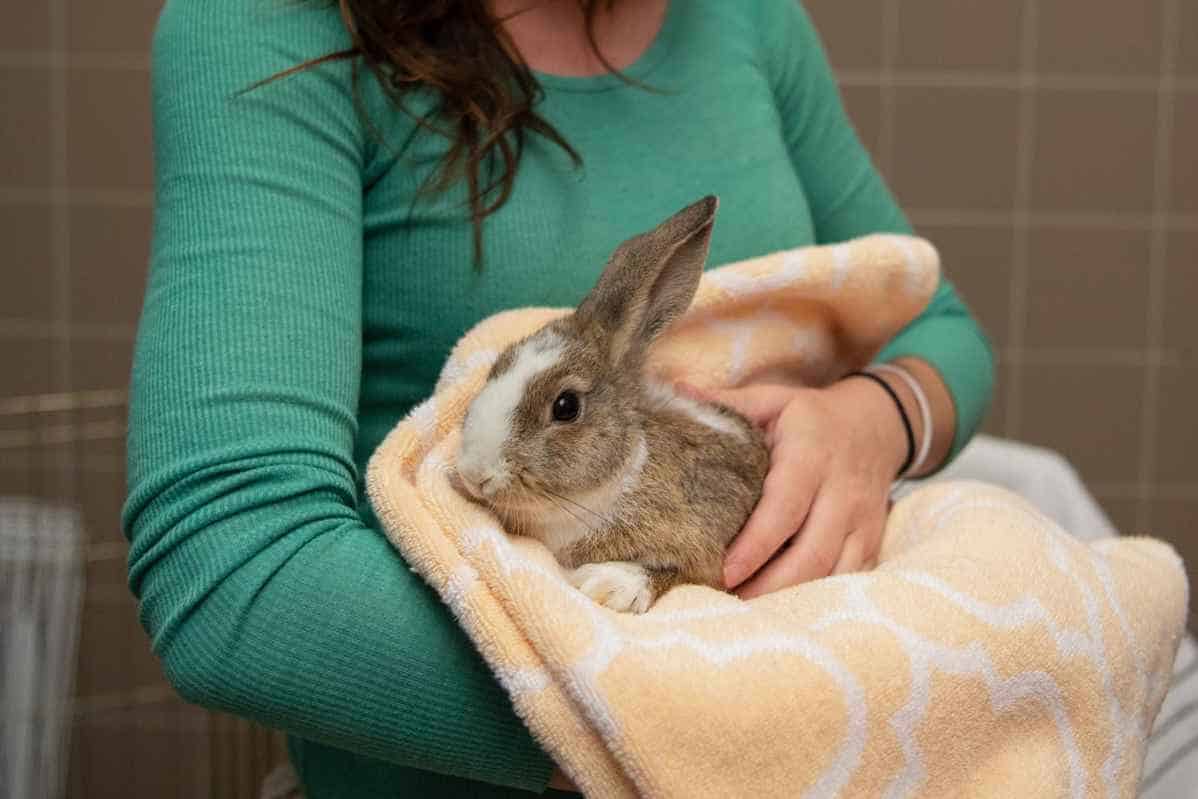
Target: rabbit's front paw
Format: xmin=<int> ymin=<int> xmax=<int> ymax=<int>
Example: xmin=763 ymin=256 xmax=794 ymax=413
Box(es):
xmin=569 ymin=562 xmax=654 ymax=614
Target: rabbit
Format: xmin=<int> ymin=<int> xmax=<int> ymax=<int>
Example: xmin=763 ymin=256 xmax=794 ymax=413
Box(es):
xmin=455 ymin=196 xmax=769 ymax=613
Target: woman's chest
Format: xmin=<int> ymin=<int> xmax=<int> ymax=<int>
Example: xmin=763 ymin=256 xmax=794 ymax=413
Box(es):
xmin=358 ymin=44 xmax=817 ymax=390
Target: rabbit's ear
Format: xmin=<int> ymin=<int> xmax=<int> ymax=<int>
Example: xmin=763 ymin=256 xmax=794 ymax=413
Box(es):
xmin=576 ymin=195 xmax=718 ymax=365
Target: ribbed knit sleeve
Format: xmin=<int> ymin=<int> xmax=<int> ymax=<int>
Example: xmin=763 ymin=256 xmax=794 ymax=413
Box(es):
xmin=122 ymin=0 xmax=553 ymax=791
xmin=760 ymin=0 xmax=995 ymax=458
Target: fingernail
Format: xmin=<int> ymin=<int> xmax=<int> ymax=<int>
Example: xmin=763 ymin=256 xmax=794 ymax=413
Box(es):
xmin=723 ymin=562 xmax=743 ymax=588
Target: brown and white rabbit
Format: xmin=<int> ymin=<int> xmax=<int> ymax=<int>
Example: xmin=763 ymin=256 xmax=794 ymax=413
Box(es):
xmin=456 ymin=196 xmax=769 ymax=613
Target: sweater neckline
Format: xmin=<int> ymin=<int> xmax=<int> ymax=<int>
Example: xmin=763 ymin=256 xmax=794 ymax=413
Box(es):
xmin=530 ymin=0 xmax=679 ymax=94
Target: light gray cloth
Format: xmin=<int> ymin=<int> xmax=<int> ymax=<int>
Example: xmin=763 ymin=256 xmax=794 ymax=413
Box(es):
xmin=919 ymin=435 xmax=1195 ymax=797
xmin=899 ymin=434 xmax=1118 ymax=540
xmin=0 ymin=499 xmax=83 ymax=799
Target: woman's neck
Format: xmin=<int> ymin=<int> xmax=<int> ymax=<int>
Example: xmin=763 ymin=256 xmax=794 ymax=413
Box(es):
xmin=490 ymin=0 xmax=669 ymax=77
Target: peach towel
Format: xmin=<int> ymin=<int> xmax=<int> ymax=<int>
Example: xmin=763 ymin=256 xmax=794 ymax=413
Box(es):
xmin=367 ymin=235 xmax=1187 ymax=798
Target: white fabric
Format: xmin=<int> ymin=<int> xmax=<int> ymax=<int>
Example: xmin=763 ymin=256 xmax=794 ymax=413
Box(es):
xmin=0 ymin=499 xmax=83 ymax=799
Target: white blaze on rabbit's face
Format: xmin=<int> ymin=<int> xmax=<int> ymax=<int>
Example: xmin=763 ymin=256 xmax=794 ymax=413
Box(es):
xmin=458 ymin=331 xmax=565 ymax=500
xmin=458 ymin=318 xmax=640 ymax=528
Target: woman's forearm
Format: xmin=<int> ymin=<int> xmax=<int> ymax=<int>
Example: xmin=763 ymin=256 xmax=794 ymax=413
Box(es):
xmin=127 ymin=474 xmax=555 ymax=789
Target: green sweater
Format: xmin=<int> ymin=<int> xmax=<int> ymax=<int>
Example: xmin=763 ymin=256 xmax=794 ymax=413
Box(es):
xmin=125 ymin=0 xmax=994 ymax=795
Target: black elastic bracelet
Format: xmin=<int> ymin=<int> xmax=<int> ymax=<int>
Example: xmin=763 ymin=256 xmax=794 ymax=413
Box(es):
xmin=846 ymin=370 xmax=915 ymax=479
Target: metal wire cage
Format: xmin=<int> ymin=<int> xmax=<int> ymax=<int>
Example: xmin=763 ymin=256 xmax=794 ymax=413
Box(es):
xmin=0 ymin=388 xmax=293 ymax=798
xmin=0 ymin=390 xmax=121 ymax=799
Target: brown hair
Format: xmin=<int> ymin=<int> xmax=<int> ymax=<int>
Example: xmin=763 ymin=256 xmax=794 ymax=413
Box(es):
xmin=263 ymin=1 xmax=630 ymax=264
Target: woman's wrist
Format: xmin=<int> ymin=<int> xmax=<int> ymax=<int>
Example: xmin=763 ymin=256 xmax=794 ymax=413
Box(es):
xmin=867 ymin=358 xmax=955 ymax=477
xmin=825 ymin=375 xmax=911 ymax=479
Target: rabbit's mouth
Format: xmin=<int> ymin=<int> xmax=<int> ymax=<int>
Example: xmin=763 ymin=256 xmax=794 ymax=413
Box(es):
xmin=451 ymin=469 xmax=620 ymax=558
xmin=502 ymin=472 xmax=560 ymax=513
xmin=499 ymin=474 xmax=613 ymax=534
xmin=457 ymin=470 xmax=551 ymax=516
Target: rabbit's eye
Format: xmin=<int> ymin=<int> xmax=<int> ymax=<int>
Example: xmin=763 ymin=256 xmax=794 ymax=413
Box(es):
xmin=551 ymin=390 xmax=581 ymax=422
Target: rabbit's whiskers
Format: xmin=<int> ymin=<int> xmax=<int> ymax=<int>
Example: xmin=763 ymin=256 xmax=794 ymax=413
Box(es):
xmin=543 ymin=488 xmax=618 ymax=536
xmin=539 ymin=487 xmax=615 ymax=531
xmin=516 ymin=473 xmax=604 ymax=536
xmin=511 ymin=482 xmax=538 ymax=539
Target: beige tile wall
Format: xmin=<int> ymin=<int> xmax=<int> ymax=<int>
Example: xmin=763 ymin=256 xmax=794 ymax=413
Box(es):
xmin=0 ymin=2 xmax=284 ymax=797
xmin=0 ymin=1 xmax=1193 ymax=796
xmin=809 ymin=0 xmax=1197 ymax=578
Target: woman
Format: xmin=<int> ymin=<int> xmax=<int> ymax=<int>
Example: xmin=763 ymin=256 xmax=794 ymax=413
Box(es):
xmin=124 ymin=0 xmax=993 ymax=795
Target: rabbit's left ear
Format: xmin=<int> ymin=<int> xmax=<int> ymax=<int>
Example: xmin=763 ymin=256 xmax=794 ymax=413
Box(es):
xmin=575 ymin=195 xmax=718 ymax=365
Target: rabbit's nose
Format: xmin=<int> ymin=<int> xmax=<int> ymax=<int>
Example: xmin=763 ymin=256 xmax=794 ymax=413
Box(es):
xmin=478 ymin=474 xmax=500 ymax=497
xmin=457 ymin=463 xmax=504 ymax=501
xmin=457 ymin=468 xmax=483 ymax=500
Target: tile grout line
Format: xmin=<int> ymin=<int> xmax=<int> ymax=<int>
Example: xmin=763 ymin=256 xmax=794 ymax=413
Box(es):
xmin=1092 ymin=483 xmax=1198 ymax=502
xmin=5 ymin=684 xmax=181 ymax=722
xmin=1003 ymin=0 xmax=1039 ymax=438
xmin=0 ymin=187 xmax=155 ymax=206
xmin=12 ymin=49 xmax=1198 ymax=92
xmin=9 ymin=195 xmax=1196 ymax=230
xmin=0 ymin=51 xmax=150 ymax=70
xmin=48 ymin=6 xmax=70 ymax=397
xmin=18 ymin=313 xmax=1188 ymax=365
xmin=835 ymin=69 xmax=1198 ymax=93
xmin=47 ymin=4 xmax=82 ymax=552
xmin=998 ymin=347 xmax=1189 ymax=367
xmin=45 ymin=6 xmax=81 ymax=797
xmin=70 ymin=684 xmax=180 ymax=719
xmin=7 ymin=47 xmax=1198 ymax=92
xmin=0 ymin=319 xmax=138 ymax=339
xmin=1135 ymin=0 xmax=1181 ymax=533
xmin=877 ymin=0 xmax=899 ymax=178
xmin=0 ymin=198 xmax=1182 ymax=232
xmin=905 ymin=209 xmax=1198 ymax=230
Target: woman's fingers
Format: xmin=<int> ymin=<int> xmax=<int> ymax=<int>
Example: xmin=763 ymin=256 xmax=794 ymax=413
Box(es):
xmin=832 ymin=532 xmax=865 ymax=576
xmin=781 ymin=489 xmax=853 ymax=584
xmin=734 ymin=490 xmax=850 ymax=599
xmin=723 ymin=457 xmax=816 ymax=588
xmin=833 ymin=508 xmax=887 ymax=575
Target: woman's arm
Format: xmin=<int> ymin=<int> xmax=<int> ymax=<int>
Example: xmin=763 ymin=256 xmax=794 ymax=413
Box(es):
xmin=124 ymin=1 xmax=552 ymax=789
xmin=760 ymin=0 xmax=995 ymax=462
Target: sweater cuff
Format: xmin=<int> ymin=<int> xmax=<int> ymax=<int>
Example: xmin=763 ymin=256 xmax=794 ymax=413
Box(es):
xmin=875 ymin=315 xmax=996 ymax=466
xmin=507 ymin=739 xmax=556 ymax=794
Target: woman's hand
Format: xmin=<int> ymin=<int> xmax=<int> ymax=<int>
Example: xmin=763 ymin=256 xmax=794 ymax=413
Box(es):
xmin=681 ymin=376 xmax=910 ymax=599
